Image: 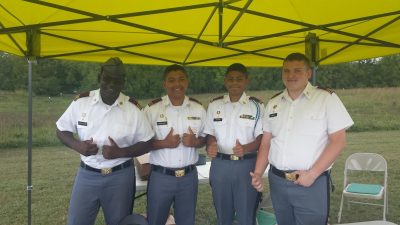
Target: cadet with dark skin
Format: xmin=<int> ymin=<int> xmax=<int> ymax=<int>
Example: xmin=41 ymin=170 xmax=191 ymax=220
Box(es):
xmin=56 ymin=57 xmax=154 ymax=225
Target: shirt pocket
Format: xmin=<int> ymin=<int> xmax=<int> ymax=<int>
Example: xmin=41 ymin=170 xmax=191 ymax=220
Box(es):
xmin=238 ymin=113 xmax=256 ymax=128
xmin=113 ymin=123 xmax=135 ymax=146
xmin=300 ymin=111 xmax=326 ymax=135
xmin=155 ymin=120 xmax=171 ymax=139
xmin=212 ymin=117 xmax=227 ymax=139
xmin=76 ymin=120 xmax=89 ymax=138
xmin=187 ymin=117 xmax=202 ymax=135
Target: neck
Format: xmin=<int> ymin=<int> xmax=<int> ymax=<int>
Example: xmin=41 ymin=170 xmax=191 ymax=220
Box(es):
xmin=229 ymin=93 xmax=242 ymax=103
xmin=287 ymin=90 xmax=302 ymax=100
xmin=168 ymin=95 xmax=185 ymax=106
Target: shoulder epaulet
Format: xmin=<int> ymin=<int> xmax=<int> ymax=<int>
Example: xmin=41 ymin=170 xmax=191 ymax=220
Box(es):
xmin=249 ymin=96 xmax=263 ymax=104
xmin=270 ymin=91 xmax=283 ymax=100
xmin=73 ymin=91 xmax=90 ymax=101
xmin=147 ymin=98 xmax=162 ymax=107
xmin=128 ymin=97 xmax=142 ymax=109
xmin=317 ymin=86 xmax=334 ymax=94
xmin=210 ymin=95 xmax=223 ymax=103
xmin=189 ymin=97 xmax=203 ymax=106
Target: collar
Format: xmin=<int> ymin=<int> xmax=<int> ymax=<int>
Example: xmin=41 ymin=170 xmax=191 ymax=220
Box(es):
xmin=302 ymin=82 xmax=314 ymax=99
xmin=223 ymin=92 xmax=248 ymax=104
xmin=162 ymin=95 xmax=190 ymax=107
xmin=91 ymin=89 xmax=125 ymax=107
xmin=282 ymin=82 xmax=314 ymax=101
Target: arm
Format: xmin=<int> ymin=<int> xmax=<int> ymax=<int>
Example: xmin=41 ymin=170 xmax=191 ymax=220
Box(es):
xmin=294 ymin=128 xmax=347 ymax=187
xmin=250 ymin=132 xmax=272 ymax=192
xmin=206 ymin=135 xmax=218 ymax=158
xmin=150 ymin=127 xmax=180 ymax=150
xmin=56 ymin=128 xmax=98 ymax=156
xmin=102 ymin=137 xmax=152 ymax=159
xmin=182 ymin=127 xmax=206 ymax=148
xmin=233 ymin=134 xmax=262 ymax=156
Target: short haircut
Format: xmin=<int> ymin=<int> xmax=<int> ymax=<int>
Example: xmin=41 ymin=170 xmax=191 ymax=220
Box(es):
xmin=284 ymin=53 xmax=311 ymax=69
xmin=101 ymin=57 xmax=126 ymax=77
xmin=225 ymin=63 xmax=248 ymax=78
xmin=163 ymin=64 xmax=187 ymax=80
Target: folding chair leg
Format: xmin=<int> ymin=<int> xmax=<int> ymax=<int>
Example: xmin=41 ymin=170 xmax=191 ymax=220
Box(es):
xmin=338 ymin=194 xmax=344 ymax=223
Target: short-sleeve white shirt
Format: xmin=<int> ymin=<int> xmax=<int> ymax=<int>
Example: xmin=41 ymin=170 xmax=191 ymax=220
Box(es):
xmin=263 ymin=83 xmax=354 ymax=170
xmin=143 ymin=95 xmax=206 ymax=168
xmin=204 ymin=92 xmax=264 ymax=154
xmin=56 ymin=89 xmax=154 ymax=169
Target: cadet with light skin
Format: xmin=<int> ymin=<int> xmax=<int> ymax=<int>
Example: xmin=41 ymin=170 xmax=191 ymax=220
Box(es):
xmin=204 ymin=63 xmax=264 ymax=225
xmin=251 ymin=52 xmax=354 ymax=225
xmin=56 ymin=57 xmax=154 ymax=225
xmin=143 ymin=64 xmax=206 ymax=225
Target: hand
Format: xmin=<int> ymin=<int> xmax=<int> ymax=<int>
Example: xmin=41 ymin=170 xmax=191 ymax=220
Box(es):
xmin=182 ymin=127 xmax=196 ymax=147
xmin=206 ymin=140 xmax=218 ymax=158
xmin=78 ymin=137 xmax=98 ymax=156
xmin=233 ymin=139 xmax=245 ymax=157
xmin=102 ymin=137 xmax=121 ymax=159
xmin=164 ymin=128 xmax=180 ymax=148
xmin=294 ymin=170 xmax=318 ymax=187
xmin=250 ymin=172 xmax=263 ymax=192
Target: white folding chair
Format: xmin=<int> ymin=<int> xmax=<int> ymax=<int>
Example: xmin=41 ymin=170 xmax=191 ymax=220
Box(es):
xmin=337 ymin=152 xmax=388 ymax=223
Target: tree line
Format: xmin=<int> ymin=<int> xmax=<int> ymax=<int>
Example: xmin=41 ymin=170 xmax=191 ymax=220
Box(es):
xmin=0 ymin=52 xmax=399 ymax=99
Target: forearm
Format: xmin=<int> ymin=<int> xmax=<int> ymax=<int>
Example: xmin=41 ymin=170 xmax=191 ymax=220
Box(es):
xmin=253 ymin=132 xmax=271 ymax=175
xmin=242 ymin=135 xmax=262 ymax=154
xmin=56 ymin=129 xmax=80 ymax=152
xmin=206 ymin=135 xmax=217 ymax=145
xmin=193 ymin=136 xmax=206 ymax=148
xmin=150 ymin=139 xmax=168 ymax=150
xmin=120 ymin=141 xmax=152 ymax=157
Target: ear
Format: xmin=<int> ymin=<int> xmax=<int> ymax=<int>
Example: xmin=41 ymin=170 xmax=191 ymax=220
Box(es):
xmin=307 ymin=68 xmax=313 ymax=79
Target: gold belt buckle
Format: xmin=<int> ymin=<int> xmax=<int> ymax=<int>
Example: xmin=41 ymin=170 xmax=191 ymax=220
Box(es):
xmin=175 ymin=169 xmax=185 ymax=177
xmin=101 ymin=168 xmax=112 ymax=175
xmin=284 ymin=172 xmax=298 ymax=181
xmin=230 ymin=155 xmax=239 ymax=161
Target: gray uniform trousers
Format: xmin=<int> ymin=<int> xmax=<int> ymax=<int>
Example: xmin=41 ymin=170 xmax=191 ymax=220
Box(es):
xmin=210 ymin=157 xmax=260 ymax=225
xmin=67 ymin=165 xmax=135 ymax=225
xmin=147 ymin=167 xmax=198 ymax=225
xmin=268 ymin=169 xmax=330 ymax=225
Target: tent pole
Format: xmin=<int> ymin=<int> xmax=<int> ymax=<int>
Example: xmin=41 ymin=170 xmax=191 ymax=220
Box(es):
xmin=26 ymin=28 xmax=39 ymax=225
xmin=27 ymin=59 xmax=33 ymax=225
xmin=305 ymin=33 xmax=319 ymax=85
xmin=312 ymin=65 xmax=317 ymax=85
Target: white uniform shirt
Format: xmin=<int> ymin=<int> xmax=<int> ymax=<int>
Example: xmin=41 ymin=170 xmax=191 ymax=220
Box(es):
xmin=204 ymin=92 xmax=264 ymax=154
xmin=56 ymin=89 xmax=154 ymax=169
xmin=143 ymin=95 xmax=206 ymax=168
xmin=263 ymin=83 xmax=354 ymax=171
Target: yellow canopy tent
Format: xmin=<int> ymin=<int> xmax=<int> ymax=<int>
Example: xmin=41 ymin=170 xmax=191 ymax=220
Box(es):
xmin=1 ymin=1 xmax=399 ymax=224
xmin=1 ymin=0 xmax=399 ymax=66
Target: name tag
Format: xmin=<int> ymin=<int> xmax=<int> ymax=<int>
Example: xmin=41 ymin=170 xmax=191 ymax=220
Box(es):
xmin=213 ymin=118 xmax=223 ymax=122
xmin=157 ymin=121 xmax=168 ymax=125
xmin=187 ymin=116 xmax=200 ymax=120
xmin=239 ymin=114 xmax=255 ymax=120
xmin=269 ymin=113 xmax=277 ymax=118
xmin=78 ymin=121 xmax=87 ymax=126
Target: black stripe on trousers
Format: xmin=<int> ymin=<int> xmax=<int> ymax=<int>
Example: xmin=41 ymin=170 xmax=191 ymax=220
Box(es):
xmin=325 ymin=171 xmax=331 ymax=225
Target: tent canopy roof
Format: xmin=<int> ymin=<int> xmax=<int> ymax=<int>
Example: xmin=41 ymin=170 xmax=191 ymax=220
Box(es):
xmin=0 ymin=0 xmax=399 ymax=66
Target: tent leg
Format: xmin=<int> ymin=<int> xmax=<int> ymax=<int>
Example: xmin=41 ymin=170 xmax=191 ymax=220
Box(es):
xmin=27 ymin=59 xmax=33 ymax=225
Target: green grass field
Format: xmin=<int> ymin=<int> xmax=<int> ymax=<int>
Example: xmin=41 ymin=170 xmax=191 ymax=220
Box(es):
xmin=1 ymin=88 xmax=400 ymax=224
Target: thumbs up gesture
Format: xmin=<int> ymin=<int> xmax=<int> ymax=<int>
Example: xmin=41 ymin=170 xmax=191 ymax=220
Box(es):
xmin=79 ymin=137 xmax=99 ymax=156
xmin=182 ymin=126 xmax=196 ymax=147
xmin=164 ymin=128 xmax=181 ymax=148
xmin=233 ymin=139 xmax=245 ymax=157
xmin=102 ymin=136 xmax=120 ymax=159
